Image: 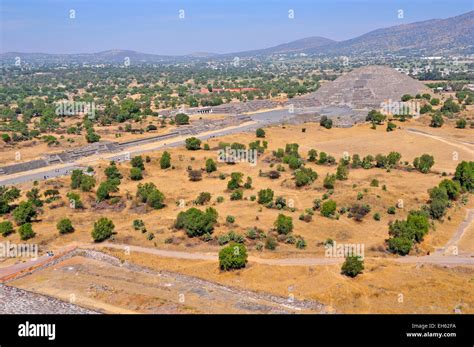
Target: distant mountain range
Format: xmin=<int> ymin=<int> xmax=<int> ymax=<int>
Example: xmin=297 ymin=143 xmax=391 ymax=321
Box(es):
xmin=2 ymin=11 xmax=472 ymax=64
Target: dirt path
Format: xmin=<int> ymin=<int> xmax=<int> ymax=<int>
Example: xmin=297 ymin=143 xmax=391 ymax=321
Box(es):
xmin=433 ymin=209 xmax=474 ymax=256
xmin=87 ymin=242 xmax=473 ymax=267
xmin=406 ymin=128 xmax=474 ymax=155
xmin=2 ymin=212 xmax=473 ymax=286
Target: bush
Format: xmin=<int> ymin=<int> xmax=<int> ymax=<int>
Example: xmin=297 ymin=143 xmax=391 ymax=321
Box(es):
xmin=188 ymin=170 xmax=202 ymax=181
xmin=91 ymin=217 xmax=115 ymax=242
xmin=66 ymin=192 xmax=84 ymax=209
xmin=226 ymin=215 xmax=235 ymax=224
xmin=0 ymin=221 xmax=14 ymax=237
xmin=18 ymin=223 xmax=35 ymax=240
xmin=413 ymin=154 xmax=434 ymax=173
xmin=175 ymin=113 xmax=189 ymax=125
xmin=387 ymin=237 xmax=413 ymax=255
xmin=321 ymin=200 xmax=337 ymax=217
xmin=265 ymin=235 xmax=278 ymax=250
xmin=13 ymin=201 xmax=37 ymax=225
xmin=438 ymin=179 xmax=461 ymax=200
xmin=441 ymin=98 xmax=461 ymax=114
xmin=175 ymin=207 xmax=218 ymax=237
xmin=454 ymin=161 xmax=474 ymax=192
xmin=230 ymin=189 xmax=243 ymax=201
xmin=295 ymin=167 xmax=318 ymax=187
xmin=80 ymin=175 xmax=96 ymax=192
xmin=370 ymin=179 xmax=379 ymax=187
xmin=366 ymin=110 xmax=386 ymax=124
xmin=256 ymin=128 xmax=265 ymax=138
xmin=387 ymin=206 xmax=396 ymax=214
xmin=205 ymin=158 xmax=217 ymax=173
xmin=307 ymin=149 xmax=318 ymax=162
xmin=341 ymin=255 xmax=364 ymax=277
xmin=185 ymin=137 xmax=201 ymax=150
xmin=136 ymin=183 xmax=165 ymax=209
xmin=219 ymin=243 xmax=248 ymax=271
xmin=430 ymin=113 xmax=444 ymax=128
xmin=320 ymin=116 xmax=333 ymax=129
xmin=227 ymin=172 xmax=243 ymax=190
xmin=147 ymin=189 xmax=165 ymax=209
xmin=274 ymin=214 xmax=293 ymax=235
xmin=133 ymin=219 xmax=145 ymax=231
xmin=96 ymin=179 xmax=119 ymax=201
xmin=71 ymin=169 xmax=84 ymax=189
xmin=57 ymin=218 xmax=74 ymax=234
xmin=349 ymin=204 xmax=371 ymax=221
xmin=257 ymin=188 xmax=274 ymax=204
xmin=323 ymin=174 xmax=336 ymax=189
xmin=373 ymin=212 xmax=381 ymax=221
xmin=336 ymin=163 xmax=348 ymax=180
xmin=455 ymin=118 xmax=466 ymax=129
xmin=131 ymin=156 xmax=145 ymax=171
xmin=104 ymin=162 xmax=122 ymax=180
xmin=295 ymin=237 xmax=307 ymax=249
xmin=386 ymin=121 xmax=396 ymax=132
xmin=160 ymin=151 xmax=171 ymax=169
xmin=130 ymin=167 xmax=143 ymax=181
xmin=195 ymin=192 xmax=211 ymax=205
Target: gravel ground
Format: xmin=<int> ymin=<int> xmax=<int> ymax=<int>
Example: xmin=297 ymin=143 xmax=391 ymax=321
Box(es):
xmin=0 ymin=284 xmax=97 ymax=314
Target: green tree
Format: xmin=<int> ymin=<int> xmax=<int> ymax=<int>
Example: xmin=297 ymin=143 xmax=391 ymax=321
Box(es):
xmin=320 ymin=116 xmax=333 ymax=129
xmin=227 ymin=172 xmax=243 ymax=190
xmin=13 ymin=201 xmax=37 ymax=225
xmin=185 ymin=137 xmax=201 ymax=150
xmin=274 ymin=214 xmax=293 ymax=235
xmin=456 ymin=118 xmax=467 ymax=129
xmin=205 ymin=158 xmax=217 ymax=173
xmin=160 ymin=151 xmax=171 ymax=169
xmin=18 ymin=223 xmax=35 ymax=240
xmin=175 ymin=113 xmax=189 ymax=125
xmin=321 ymin=200 xmax=337 ymax=217
xmin=256 ymin=128 xmax=266 ymax=138
xmin=440 ymin=98 xmax=461 ymax=114
xmin=130 ymin=156 xmax=145 ymax=170
xmin=80 ymin=175 xmax=96 ymax=192
xmin=336 ymin=163 xmax=349 ymax=180
xmin=413 ymin=154 xmax=434 ymax=173
xmin=257 ymin=188 xmax=274 ymax=204
xmin=91 ymin=217 xmax=115 ymax=242
xmin=175 ymin=207 xmax=218 ymax=237
xmin=454 ymin=161 xmax=474 ymax=192
xmin=387 ymin=237 xmax=413 ymax=255
xmin=219 ymin=243 xmax=248 ymax=271
xmin=341 ymin=255 xmax=364 ymax=277
xmin=439 ymin=179 xmax=461 ymax=200
xmin=307 ymin=149 xmax=318 ymax=162
xmin=104 ymin=162 xmax=122 ymax=180
xmin=0 ymin=186 xmax=21 ymax=214
xmin=130 ymin=167 xmax=143 ymax=181
xmin=430 ymin=113 xmax=444 ymax=128
xmin=295 ymin=167 xmax=318 ymax=187
xmin=366 ymin=110 xmax=386 ymax=124
xmin=323 ymin=174 xmax=336 ymax=189
xmin=96 ymin=179 xmax=119 ymax=202
xmin=66 ymin=192 xmax=84 ymax=209
xmin=57 ymin=218 xmax=74 ymax=234
xmin=0 ymin=221 xmax=14 ymax=237
xmin=71 ymin=169 xmax=84 ymax=189
xmin=146 ymin=189 xmax=165 ymax=209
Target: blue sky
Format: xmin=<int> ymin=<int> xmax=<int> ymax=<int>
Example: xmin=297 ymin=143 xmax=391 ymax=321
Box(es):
xmin=1 ymin=0 xmax=472 ymax=55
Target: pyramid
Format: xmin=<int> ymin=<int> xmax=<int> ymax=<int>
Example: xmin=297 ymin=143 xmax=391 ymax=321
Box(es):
xmin=314 ymin=65 xmax=428 ymax=109
xmin=288 ymin=66 xmax=429 ymax=125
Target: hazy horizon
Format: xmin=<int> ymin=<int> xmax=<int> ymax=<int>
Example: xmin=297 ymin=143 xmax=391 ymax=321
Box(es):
xmin=1 ymin=0 xmax=472 ymax=55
